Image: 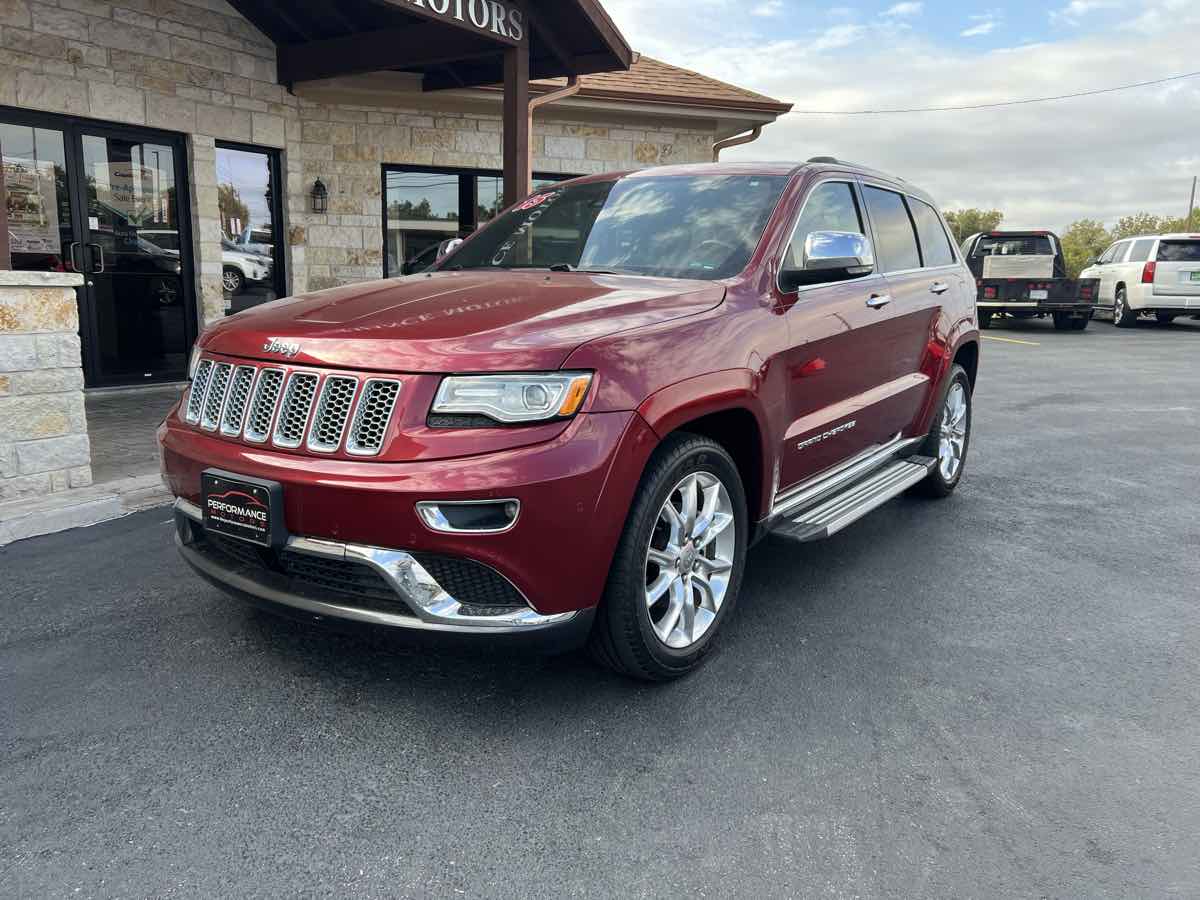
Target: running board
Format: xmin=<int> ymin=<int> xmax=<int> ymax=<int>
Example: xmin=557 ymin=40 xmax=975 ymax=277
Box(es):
xmin=770 ymin=456 xmax=935 ymax=543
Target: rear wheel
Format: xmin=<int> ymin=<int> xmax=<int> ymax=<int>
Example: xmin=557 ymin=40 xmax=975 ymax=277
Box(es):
xmin=1113 ymin=288 xmax=1137 ymax=328
xmin=589 ymin=434 xmax=747 ymax=681
xmin=1070 ymin=315 xmax=1090 ymax=331
xmin=912 ymin=364 xmax=972 ymax=499
xmin=1052 ymin=312 xmax=1073 ymax=330
xmin=1155 ymin=313 xmax=1177 ymax=325
xmin=222 ymin=266 xmax=244 ymax=294
xmin=979 ymin=310 xmax=993 ymax=329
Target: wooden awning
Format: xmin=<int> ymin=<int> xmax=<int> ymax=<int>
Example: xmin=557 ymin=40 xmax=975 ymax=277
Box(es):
xmin=226 ymin=0 xmax=633 ymax=91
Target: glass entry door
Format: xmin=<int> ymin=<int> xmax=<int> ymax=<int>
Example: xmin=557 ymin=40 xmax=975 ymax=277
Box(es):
xmin=1 ymin=109 xmax=196 ymax=386
xmin=76 ymin=128 xmax=192 ymax=384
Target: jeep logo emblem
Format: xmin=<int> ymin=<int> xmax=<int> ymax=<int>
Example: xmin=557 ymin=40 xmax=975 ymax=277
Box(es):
xmin=263 ymin=338 xmax=301 ymax=358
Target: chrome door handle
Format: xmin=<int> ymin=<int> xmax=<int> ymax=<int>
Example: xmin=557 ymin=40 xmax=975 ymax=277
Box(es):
xmin=930 ymin=281 xmax=950 ymax=294
xmin=866 ymin=294 xmax=892 ymax=309
xmin=68 ymin=242 xmax=83 ymax=272
xmin=89 ymin=243 xmax=106 ymax=274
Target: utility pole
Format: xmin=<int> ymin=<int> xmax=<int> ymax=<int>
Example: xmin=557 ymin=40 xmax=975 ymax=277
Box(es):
xmin=1188 ymin=176 xmax=1197 ymax=231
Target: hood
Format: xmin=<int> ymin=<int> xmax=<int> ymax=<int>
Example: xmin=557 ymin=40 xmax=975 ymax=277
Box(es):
xmin=200 ymin=270 xmax=726 ymax=372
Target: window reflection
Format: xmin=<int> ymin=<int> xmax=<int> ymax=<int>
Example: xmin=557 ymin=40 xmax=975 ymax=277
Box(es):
xmin=215 ymin=145 xmax=281 ymax=312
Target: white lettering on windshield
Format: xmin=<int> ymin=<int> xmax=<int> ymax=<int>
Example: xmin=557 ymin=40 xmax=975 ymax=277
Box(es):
xmin=491 ymin=191 xmax=563 ymax=266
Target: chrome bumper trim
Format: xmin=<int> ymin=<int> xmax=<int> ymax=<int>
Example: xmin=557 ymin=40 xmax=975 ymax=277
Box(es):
xmin=175 ymin=498 xmax=575 ymax=632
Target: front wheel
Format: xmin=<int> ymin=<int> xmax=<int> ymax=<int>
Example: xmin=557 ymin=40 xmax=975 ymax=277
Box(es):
xmin=589 ymin=434 xmax=747 ymax=681
xmin=1113 ymin=289 xmax=1137 ymax=328
xmin=911 ymin=364 xmax=972 ymax=499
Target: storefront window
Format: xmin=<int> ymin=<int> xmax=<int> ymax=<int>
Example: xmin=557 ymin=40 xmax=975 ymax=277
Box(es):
xmin=215 ymin=144 xmax=284 ymax=312
xmin=384 ymin=167 xmax=574 ymax=277
xmin=1 ymin=123 xmax=75 ymax=274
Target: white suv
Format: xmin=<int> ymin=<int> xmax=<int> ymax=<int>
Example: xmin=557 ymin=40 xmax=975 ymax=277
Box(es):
xmin=1081 ymin=233 xmax=1200 ymax=327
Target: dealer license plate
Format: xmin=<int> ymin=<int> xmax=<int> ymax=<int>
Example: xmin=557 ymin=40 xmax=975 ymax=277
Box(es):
xmin=201 ymin=469 xmax=283 ymax=547
xmin=1029 ymin=289 xmax=1048 ymax=300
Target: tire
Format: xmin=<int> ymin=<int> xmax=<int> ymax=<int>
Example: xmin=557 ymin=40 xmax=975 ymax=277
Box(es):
xmin=222 ymin=266 xmax=244 ymax=294
xmin=1155 ymin=313 xmax=1177 ymax=325
xmin=589 ymin=433 xmax=748 ymax=681
xmin=1070 ymin=315 xmax=1090 ymax=331
xmin=979 ymin=311 xmax=993 ymax=330
xmin=1113 ymin=288 xmax=1137 ymax=328
xmin=911 ymin=364 xmax=972 ymax=499
xmin=1052 ymin=312 xmax=1073 ymax=330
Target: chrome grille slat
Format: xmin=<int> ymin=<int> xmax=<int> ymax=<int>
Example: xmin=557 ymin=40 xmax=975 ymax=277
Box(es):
xmin=272 ymin=372 xmax=320 ymax=449
xmin=244 ymin=368 xmax=285 ymax=444
xmin=307 ymin=376 xmax=359 ymax=453
xmin=185 ymin=359 xmax=214 ymax=424
xmin=346 ymin=379 xmax=402 ymax=457
xmin=220 ymin=366 xmax=257 ymax=437
xmin=200 ymin=363 xmax=233 ymax=431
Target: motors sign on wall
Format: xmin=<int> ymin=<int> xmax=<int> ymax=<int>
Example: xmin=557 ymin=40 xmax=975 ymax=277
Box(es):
xmin=393 ymin=0 xmax=526 ymax=44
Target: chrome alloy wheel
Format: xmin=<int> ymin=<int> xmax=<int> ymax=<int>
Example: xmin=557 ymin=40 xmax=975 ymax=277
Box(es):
xmin=644 ymin=471 xmax=736 ymax=650
xmin=938 ymin=382 xmax=969 ymax=481
xmin=222 ymin=269 xmax=241 ymax=292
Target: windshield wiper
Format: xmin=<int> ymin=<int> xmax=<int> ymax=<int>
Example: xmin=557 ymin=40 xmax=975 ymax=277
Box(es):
xmin=548 ymin=263 xmax=629 ymax=275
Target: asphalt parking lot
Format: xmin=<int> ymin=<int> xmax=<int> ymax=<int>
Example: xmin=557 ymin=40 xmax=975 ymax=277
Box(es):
xmin=3 ymin=315 xmax=1199 ymax=898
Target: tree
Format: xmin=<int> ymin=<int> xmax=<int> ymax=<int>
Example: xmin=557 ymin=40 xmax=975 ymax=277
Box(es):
xmin=944 ymin=208 xmax=1004 ymax=244
xmin=1059 ymin=219 xmax=1111 ymax=278
xmin=218 ymin=182 xmax=250 ymax=238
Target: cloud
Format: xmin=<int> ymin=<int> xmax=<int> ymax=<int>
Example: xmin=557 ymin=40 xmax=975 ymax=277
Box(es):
xmin=751 ymin=0 xmax=784 ymax=15
xmin=884 ymin=2 xmax=923 ymax=16
xmin=1051 ymin=0 xmax=1121 ymax=25
xmin=961 ymin=13 xmax=998 ymax=36
xmin=600 ymin=0 xmax=1200 ymax=232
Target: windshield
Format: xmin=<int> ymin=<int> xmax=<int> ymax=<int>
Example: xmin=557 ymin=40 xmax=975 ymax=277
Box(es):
xmin=440 ymin=174 xmax=789 ymax=280
xmin=973 ymin=234 xmax=1054 ymax=256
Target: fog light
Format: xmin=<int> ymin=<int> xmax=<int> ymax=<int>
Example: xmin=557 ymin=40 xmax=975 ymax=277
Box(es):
xmin=416 ymin=500 xmax=521 ymax=534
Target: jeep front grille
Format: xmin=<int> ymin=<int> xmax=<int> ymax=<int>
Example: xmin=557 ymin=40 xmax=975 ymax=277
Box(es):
xmin=184 ymin=356 xmax=400 ymax=457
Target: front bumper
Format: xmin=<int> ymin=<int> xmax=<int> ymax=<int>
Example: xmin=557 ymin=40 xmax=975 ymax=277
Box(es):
xmin=174 ymin=500 xmax=594 ymax=645
xmin=160 ymin=409 xmax=657 ymax=619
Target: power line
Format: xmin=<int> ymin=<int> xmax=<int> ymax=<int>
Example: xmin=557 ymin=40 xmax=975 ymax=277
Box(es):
xmin=784 ymin=69 xmax=1200 ymax=115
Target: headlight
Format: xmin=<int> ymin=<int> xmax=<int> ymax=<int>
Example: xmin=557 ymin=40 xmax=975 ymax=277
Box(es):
xmin=431 ymin=372 xmax=592 ymax=424
xmin=187 ymin=344 xmax=203 ymax=380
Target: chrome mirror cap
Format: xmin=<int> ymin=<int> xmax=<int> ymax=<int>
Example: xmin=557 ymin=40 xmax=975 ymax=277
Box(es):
xmin=804 ymin=230 xmax=875 ymax=272
xmin=437 ymin=238 xmax=464 ymax=260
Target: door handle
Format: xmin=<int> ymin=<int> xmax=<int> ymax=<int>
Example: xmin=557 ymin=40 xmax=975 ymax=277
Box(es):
xmin=866 ymin=294 xmax=892 ymax=309
xmin=68 ymin=242 xmax=83 ymax=272
xmin=930 ymin=281 xmax=950 ymax=295
xmin=89 ymin=243 xmax=106 ymax=274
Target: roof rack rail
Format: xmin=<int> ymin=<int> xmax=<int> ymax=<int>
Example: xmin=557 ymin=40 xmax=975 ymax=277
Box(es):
xmin=805 ymin=156 xmax=905 ymax=182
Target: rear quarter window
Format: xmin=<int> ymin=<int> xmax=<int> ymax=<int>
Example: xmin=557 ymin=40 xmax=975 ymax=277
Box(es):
xmin=1128 ymin=239 xmax=1156 ymax=262
xmin=909 ymin=199 xmax=955 ymax=267
xmin=1157 ymin=240 xmax=1200 ymax=262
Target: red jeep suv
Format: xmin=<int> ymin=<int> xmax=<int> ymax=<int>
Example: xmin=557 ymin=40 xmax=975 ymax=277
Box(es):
xmin=160 ymin=159 xmax=979 ymax=680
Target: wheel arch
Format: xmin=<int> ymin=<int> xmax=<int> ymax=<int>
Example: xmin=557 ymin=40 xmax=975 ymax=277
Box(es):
xmin=952 ymin=339 xmax=979 ymax=393
xmin=637 ymin=370 xmax=771 ymax=524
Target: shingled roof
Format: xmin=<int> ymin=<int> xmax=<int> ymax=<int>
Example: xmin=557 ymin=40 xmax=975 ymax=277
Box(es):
xmin=532 ymin=55 xmax=793 ymax=115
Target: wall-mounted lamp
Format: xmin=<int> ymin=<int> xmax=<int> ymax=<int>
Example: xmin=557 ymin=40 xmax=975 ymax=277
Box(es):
xmin=310 ymin=178 xmax=328 ymax=214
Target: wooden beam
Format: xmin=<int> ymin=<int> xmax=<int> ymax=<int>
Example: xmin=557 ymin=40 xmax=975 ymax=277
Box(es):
xmin=528 ymin=8 xmax=574 ymax=74
xmin=422 ymin=48 xmax=623 ymax=92
xmin=502 ymin=42 xmax=530 ymax=206
xmin=0 ymin=138 xmax=10 ymax=271
xmin=278 ymin=22 xmax=501 ymax=84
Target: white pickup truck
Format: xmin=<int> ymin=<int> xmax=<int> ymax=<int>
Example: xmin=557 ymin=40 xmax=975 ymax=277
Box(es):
xmin=1081 ymin=233 xmax=1200 ymax=327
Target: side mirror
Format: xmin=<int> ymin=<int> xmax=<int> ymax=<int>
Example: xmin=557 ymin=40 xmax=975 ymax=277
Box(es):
xmin=780 ymin=230 xmax=875 ymax=292
xmin=437 ymin=238 xmax=464 ymax=261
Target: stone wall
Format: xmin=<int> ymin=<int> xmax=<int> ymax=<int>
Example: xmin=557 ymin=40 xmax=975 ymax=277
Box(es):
xmin=0 ymin=272 xmax=91 ymax=503
xmin=1 ymin=0 xmax=717 ymax=327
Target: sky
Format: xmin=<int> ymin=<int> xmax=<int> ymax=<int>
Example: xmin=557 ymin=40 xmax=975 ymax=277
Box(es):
xmin=600 ymin=0 xmax=1200 ymax=232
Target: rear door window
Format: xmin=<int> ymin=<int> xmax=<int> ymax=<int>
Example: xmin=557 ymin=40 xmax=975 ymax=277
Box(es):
xmin=863 ymin=186 xmax=920 ymax=273
xmin=909 ymin=199 xmax=955 ymax=267
xmin=1157 ymin=240 xmax=1200 ymax=262
xmin=1128 ymin=239 xmax=1156 ymax=262
xmin=1097 ymin=243 xmax=1119 ymax=264
xmin=783 ymin=181 xmax=863 ymax=269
